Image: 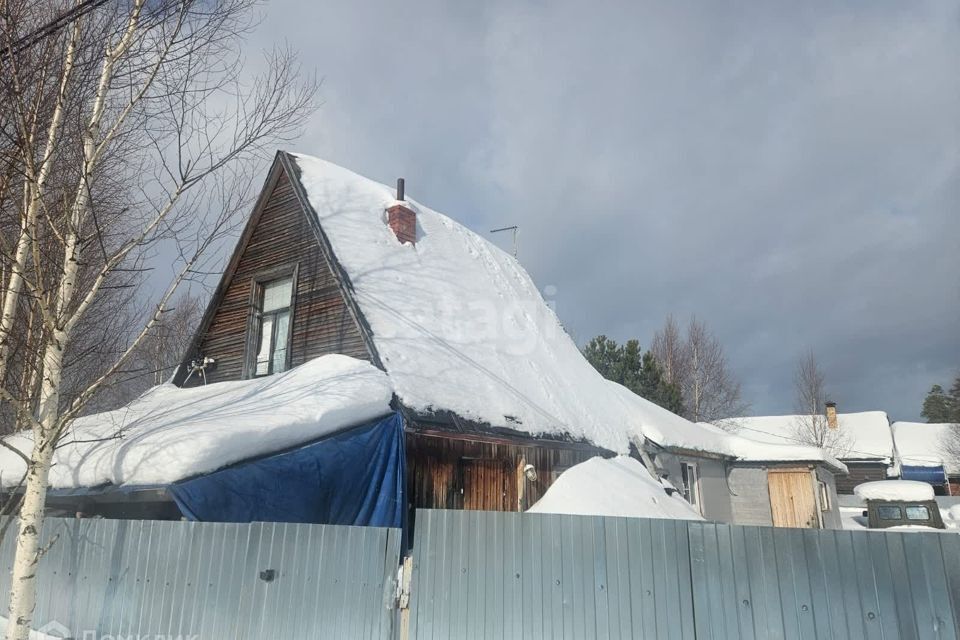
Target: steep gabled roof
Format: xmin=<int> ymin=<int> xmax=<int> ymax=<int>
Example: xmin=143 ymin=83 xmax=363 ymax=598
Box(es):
xmin=289 ymin=153 xmax=634 ymax=451
xmin=176 ymin=152 xmax=856 ymax=467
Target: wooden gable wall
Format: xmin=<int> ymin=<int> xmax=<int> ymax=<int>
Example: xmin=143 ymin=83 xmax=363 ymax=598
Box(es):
xmin=184 ymin=166 xmax=371 ymax=385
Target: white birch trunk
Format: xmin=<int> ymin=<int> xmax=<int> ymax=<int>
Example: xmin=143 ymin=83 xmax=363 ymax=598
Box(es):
xmin=5 ymin=334 xmax=63 ymax=640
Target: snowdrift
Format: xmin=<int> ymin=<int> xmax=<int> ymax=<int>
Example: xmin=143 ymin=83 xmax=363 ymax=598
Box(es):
xmin=527 ymin=456 xmax=703 ymax=520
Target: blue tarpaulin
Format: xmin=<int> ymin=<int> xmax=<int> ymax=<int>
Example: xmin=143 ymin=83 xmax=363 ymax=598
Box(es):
xmin=169 ymin=412 xmax=406 ymax=528
xmin=900 ymin=464 xmax=947 ymax=485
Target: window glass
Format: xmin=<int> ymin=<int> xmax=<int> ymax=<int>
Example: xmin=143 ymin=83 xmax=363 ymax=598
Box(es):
xmin=263 ymin=277 xmax=293 ymax=313
xmin=818 ymin=481 xmax=830 ymax=511
xmin=680 ymin=462 xmax=699 ymax=507
xmin=251 ymin=275 xmax=294 ymax=377
xmin=877 ymin=505 xmax=902 ymax=521
xmin=255 ymin=315 xmax=274 ymax=375
xmin=272 ymin=310 xmax=290 ymax=373
xmin=905 ymin=506 xmax=930 ymax=521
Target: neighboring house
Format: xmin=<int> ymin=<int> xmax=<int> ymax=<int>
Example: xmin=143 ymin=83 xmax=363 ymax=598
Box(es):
xmin=608 ymin=382 xmax=846 ymax=529
xmin=891 ymin=421 xmax=959 ymax=496
xmin=731 ymin=408 xmax=894 ymax=494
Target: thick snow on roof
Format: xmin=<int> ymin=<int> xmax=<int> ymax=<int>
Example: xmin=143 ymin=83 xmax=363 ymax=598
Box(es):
xmin=0 ymin=355 xmax=393 ymax=489
xmin=892 ymin=421 xmax=959 ymax=474
xmin=292 ymin=154 xmax=857 ymax=465
xmin=854 ymin=480 xmax=935 ymax=502
xmin=295 ymin=154 xmax=644 ymax=452
xmin=603 ymin=381 xmax=845 ymax=470
xmin=527 ymin=456 xmax=703 ymax=520
xmin=731 ymin=411 xmax=893 ymax=461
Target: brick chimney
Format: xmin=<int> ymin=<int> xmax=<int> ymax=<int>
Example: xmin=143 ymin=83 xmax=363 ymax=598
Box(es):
xmin=825 ymin=401 xmax=838 ymax=430
xmin=386 ymin=178 xmax=416 ymax=245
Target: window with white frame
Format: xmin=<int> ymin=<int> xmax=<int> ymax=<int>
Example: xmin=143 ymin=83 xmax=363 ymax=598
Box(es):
xmin=251 ymin=276 xmax=293 ymax=376
xmin=680 ymin=462 xmax=701 ymax=512
xmin=818 ymin=480 xmax=831 ymax=511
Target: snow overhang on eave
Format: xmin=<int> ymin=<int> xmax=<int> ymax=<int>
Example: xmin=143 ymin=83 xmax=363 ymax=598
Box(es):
xmin=645 ymin=441 xmax=734 ymax=462
xmin=731 ymin=458 xmax=848 ymax=475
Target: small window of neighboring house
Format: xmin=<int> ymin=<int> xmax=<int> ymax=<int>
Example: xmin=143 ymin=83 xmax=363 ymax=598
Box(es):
xmin=818 ymin=480 xmax=831 ymax=511
xmin=680 ymin=462 xmax=701 ymax=513
xmin=251 ymin=275 xmax=294 ymax=376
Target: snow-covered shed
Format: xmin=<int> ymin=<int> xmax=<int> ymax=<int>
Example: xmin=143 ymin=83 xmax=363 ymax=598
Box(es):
xmin=730 ymin=410 xmax=894 ymax=494
xmin=891 ymin=421 xmax=959 ymax=495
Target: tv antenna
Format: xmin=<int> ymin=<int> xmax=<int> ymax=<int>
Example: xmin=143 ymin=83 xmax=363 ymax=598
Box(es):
xmin=490 ymin=225 xmax=519 ymax=258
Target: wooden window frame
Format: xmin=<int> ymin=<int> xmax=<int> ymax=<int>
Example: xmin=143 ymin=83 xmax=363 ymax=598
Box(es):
xmin=680 ymin=460 xmax=702 ymax=514
xmin=243 ymin=263 xmax=299 ymax=379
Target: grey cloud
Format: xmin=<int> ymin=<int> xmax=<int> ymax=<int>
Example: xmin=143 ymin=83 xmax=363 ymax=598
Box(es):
xmin=248 ymin=0 xmax=959 ymax=420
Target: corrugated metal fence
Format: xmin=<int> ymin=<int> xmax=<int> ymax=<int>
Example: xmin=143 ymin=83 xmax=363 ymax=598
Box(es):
xmin=409 ymin=510 xmax=960 ymax=640
xmin=0 ymin=517 xmax=401 ymax=639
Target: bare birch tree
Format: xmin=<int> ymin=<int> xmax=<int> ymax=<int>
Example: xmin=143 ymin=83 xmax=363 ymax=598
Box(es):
xmin=0 ymin=0 xmax=316 ymax=635
xmin=942 ymin=425 xmax=960 ymax=474
xmin=651 ymin=315 xmax=747 ymax=427
xmin=681 ymin=317 xmax=747 ymax=427
xmin=791 ymin=350 xmax=851 ymax=456
xmin=650 ymin=313 xmax=685 ymax=386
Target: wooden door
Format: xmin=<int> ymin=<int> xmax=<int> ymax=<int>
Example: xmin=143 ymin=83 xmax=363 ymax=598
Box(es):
xmin=462 ymin=459 xmax=515 ymax=511
xmin=767 ymin=470 xmax=819 ymax=528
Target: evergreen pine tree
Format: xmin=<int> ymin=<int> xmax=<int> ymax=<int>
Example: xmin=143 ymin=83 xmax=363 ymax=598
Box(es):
xmin=921 ymin=384 xmax=954 ymax=423
xmin=582 ymin=335 xmax=684 ymax=415
xmin=948 ymin=374 xmax=960 ymax=421
xmin=582 ymin=335 xmax=621 ymax=381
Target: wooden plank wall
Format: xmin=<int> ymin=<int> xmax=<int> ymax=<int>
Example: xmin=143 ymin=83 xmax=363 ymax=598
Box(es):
xmin=405 ymin=431 xmax=600 ymax=514
xmin=834 ymin=461 xmax=889 ymax=494
xmin=186 ymin=169 xmax=371 ymax=385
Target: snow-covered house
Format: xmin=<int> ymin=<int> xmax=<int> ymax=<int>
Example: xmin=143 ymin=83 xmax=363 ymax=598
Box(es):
xmin=607 ymin=383 xmax=846 ymax=528
xmin=0 ymin=153 xmax=851 ymax=530
xmin=730 ymin=409 xmax=894 ymax=494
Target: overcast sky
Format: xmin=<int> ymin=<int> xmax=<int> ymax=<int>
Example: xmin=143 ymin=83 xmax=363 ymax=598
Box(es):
xmin=247 ymin=0 xmax=959 ymax=421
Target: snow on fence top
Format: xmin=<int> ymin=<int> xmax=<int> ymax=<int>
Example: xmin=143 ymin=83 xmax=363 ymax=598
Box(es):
xmin=527 ymin=456 xmax=704 ymax=520
xmin=0 ymin=355 xmax=393 ymax=489
xmin=728 ymin=411 xmax=894 ymax=462
xmin=854 ymin=480 xmax=935 ymax=502
xmin=892 ymin=421 xmax=959 ymax=474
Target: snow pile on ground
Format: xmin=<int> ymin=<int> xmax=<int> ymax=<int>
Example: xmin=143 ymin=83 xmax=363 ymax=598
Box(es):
xmin=0 ymin=355 xmax=393 ymax=489
xmin=526 ymin=456 xmax=704 ymax=520
xmin=730 ymin=411 xmax=893 ymax=461
xmin=891 ymin=421 xmax=959 ymax=473
xmin=853 ymin=480 xmax=935 ymax=502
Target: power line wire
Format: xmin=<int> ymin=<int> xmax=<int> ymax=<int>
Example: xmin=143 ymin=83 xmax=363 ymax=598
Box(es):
xmin=0 ymin=0 xmax=111 ymax=59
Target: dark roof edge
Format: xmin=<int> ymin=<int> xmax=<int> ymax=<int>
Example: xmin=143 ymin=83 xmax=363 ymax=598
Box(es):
xmin=172 ymin=152 xmax=289 ymax=385
xmin=278 ymin=151 xmax=385 ymax=371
